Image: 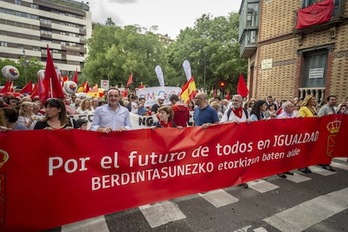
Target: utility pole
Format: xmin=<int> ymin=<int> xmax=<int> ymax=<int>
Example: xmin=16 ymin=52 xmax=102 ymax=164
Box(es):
xmin=22 ymin=49 xmax=28 ymax=84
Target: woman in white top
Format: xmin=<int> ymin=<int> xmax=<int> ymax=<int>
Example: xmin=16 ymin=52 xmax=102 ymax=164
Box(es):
xmin=76 ymin=98 xmax=94 ymax=115
xmin=17 ymin=101 xmax=37 ymax=130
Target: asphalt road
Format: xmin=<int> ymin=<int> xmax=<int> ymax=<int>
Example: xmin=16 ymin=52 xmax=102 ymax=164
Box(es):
xmin=47 ymin=158 xmax=348 ymax=232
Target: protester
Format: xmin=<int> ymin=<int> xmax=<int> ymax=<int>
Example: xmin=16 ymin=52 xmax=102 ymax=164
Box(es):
xmin=250 ymin=100 xmax=268 ymax=121
xmin=297 ymin=95 xmax=318 ymax=174
xmin=276 ymin=101 xmax=297 ymax=178
xmin=34 ymin=98 xmax=78 ymax=130
xmin=317 ymin=95 xmax=337 ymax=172
xmin=90 ymin=88 xmax=131 ymax=133
xmin=91 ymin=97 xmax=99 ymax=110
xmin=137 ymin=97 xmax=147 ymax=116
xmin=298 ymin=95 xmax=318 ymax=118
xmin=76 ymin=98 xmax=94 ymax=115
xmin=2 ymin=107 xmax=27 ymax=131
xmin=129 ymin=95 xmax=139 ymax=113
xmin=152 ymin=105 xmax=181 ymax=128
xmin=193 ymin=92 xmax=219 ymax=128
xmin=220 ymin=94 xmax=249 ymax=188
xmin=151 ymin=96 xmax=165 ymax=114
xmin=221 ymin=94 xmax=249 ymax=123
xmin=169 ymin=94 xmax=190 ymax=127
xmin=337 ymin=104 xmax=347 ymax=114
xmin=210 ymin=101 xmax=223 ymax=121
xmin=76 ymin=118 xmax=88 ymax=130
xmin=17 ymin=102 xmax=36 ymax=130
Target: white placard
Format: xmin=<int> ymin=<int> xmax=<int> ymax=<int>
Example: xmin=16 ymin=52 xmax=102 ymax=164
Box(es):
xmin=308 ymin=68 xmax=324 ymax=79
xmin=261 ymin=59 xmax=273 ymax=70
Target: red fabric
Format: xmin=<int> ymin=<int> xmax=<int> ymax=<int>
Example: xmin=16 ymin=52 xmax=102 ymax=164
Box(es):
xmin=237 ymin=73 xmax=249 ymax=97
xmin=138 ymin=82 xmax=145 ymax=88
xmin=30 ymin=83 xmax=39 ymax=99
xmin=72 ymin=68 xmax=78 ymax=84
xmin=180 ymin=77 xmax=197 ymax=104
xmin=19 ymin=81 xmax=33 ymax=94
xmin=296 ymin=0 xmax=333 ymax=29
xmin=232 ymin=107 xmax=243 ymax=118
xmin=172 ymin=104 xmax=190 ymax=127
xmin=0 ymin=80 xmax=13 ymax=93
xmin=126 ymin=73 xmax=133 ymax=87
xmin=0 ymin=115 xmax=347 ymax=231
xmin=41 ymin=45 xmax=65 ymax=103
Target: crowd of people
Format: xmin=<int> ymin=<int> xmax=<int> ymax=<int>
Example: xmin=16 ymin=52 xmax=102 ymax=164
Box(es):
xmin=1 ymin=89 xmax=347 ymax=187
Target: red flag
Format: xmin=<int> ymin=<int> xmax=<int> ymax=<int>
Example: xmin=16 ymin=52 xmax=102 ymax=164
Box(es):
xmin=19 ymin=81 xmax=33 ymax=94
xmin=237 ymin=73 xmax=249 ymax=98
xmin=0 ymin=80 xmax=14 ymax=93
xmin=41 ymin=45 xmax=65 ymax=103
xmin=31 ymin=83 xmax=39 ymax=99
xmin=138 ymin=82 xmax=145 ymax=88
xmin=126 ymin=73 xmax=133 ymax=87
xmin=72 ymin=68 xmax=78 ymax=84
xmin=296 ymin=0 xmax=334 ymax=29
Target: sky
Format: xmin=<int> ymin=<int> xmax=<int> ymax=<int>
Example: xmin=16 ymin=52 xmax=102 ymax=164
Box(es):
xmin=86 ymin=0 xmax=242 ymax=39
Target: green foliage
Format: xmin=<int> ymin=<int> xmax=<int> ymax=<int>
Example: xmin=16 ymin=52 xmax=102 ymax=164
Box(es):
xmin=83 ymin=12 xmax=247 ymax=92
xmin=0 ymin=58 xmax=44 ymax=88
xmin=166 ymin=13 xmax=247 ymax=92
xmin=83 ymin=24 xmax=168 ymax=88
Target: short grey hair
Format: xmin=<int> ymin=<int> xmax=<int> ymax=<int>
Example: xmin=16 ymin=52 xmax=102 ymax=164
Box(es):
xmin=282 ymin=101 xmax=293 ymax=109
xmin=232 ymin=94 xmax=243 ymax=101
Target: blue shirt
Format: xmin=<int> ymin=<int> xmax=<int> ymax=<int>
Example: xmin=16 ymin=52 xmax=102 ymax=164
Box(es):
xmin=90 ymin=103 xmax=132 ymax=131
xmin=193 ymin=105 xmax=219 ymax=126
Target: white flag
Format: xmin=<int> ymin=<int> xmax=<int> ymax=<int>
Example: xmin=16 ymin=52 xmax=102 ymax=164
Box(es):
xmin=182 ymin=60 xmax=192 ymax=81
xmin=155 ymin=65 xmax=165 ymax=87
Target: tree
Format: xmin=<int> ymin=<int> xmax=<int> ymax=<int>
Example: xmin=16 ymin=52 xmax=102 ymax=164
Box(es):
xmin=0 ymin=58 xmax=43 ymax=88
xmin=83 ymin=24 xmax=168 ymax=88
xmin=166 ymin=13 xmax=247 ymax=92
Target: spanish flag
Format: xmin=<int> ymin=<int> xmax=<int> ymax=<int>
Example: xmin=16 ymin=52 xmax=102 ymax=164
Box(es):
xmin=77 ymin=81 xmax=90 ymax=93
xmin=180 ymin=77 xmax=197 ymax=104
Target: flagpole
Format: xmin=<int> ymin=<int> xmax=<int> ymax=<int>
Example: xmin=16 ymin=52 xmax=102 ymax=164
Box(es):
xmin=50 ymin=78 xmax=53 ymax=98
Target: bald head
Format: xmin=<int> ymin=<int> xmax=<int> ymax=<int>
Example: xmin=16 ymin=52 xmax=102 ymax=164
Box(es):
xmin=194 ymin=93 xmax=208 ymax=108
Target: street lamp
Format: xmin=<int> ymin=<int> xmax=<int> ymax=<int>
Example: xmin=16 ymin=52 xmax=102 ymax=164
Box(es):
xmin=22 ymin=49 xmax=28 ymax=84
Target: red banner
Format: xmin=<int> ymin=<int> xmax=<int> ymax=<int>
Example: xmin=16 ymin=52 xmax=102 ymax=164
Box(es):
xmin=296 ymin=0 xmax=333 ymax=29
xmin=0 ymin=115 xmax=347 ymax=231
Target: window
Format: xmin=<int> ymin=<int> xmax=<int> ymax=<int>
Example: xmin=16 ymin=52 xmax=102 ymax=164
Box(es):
xmin=15 ymin=0 xmax=21 ymax=5
xmin=302 ymin=0 xmax=321 ymax=8
xmin=0 ymin=41 xmax=8 ymax=47
xmin=301 ymin=49 xmax=328 ymax=88
xmin=302 ymin=0 xmax=342 ymax=17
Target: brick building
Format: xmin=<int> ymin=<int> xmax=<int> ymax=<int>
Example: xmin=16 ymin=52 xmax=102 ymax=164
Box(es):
xmin=239 ymin=0 xmax=348 ymax=103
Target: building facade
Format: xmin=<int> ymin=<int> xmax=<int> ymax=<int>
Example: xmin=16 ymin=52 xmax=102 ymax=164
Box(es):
xmin=239 ymin=0 xmax=348 ymax=102
xmin=0 ymin=0 xmax=92 ymax=76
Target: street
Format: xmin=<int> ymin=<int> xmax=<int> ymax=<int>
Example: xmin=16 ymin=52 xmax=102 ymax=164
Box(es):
xmin=47 ymin=158 xmax=348 ymax=232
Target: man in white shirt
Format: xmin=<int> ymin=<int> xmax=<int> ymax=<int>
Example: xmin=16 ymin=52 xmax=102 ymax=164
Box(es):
xmin=90 ymin=88 xmax=131 ymax=133
xmin=221 ymin=94 xmax=249 ymax=123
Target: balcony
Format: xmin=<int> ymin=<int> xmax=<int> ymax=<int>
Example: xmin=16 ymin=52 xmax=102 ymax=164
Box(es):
xmin=239 ymin=30 xmax=258 ymax=58
xmin=298 ymin=87 xmax=325 ymax=102
xmin=238 ymin=0 xmax=259 ymax=58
